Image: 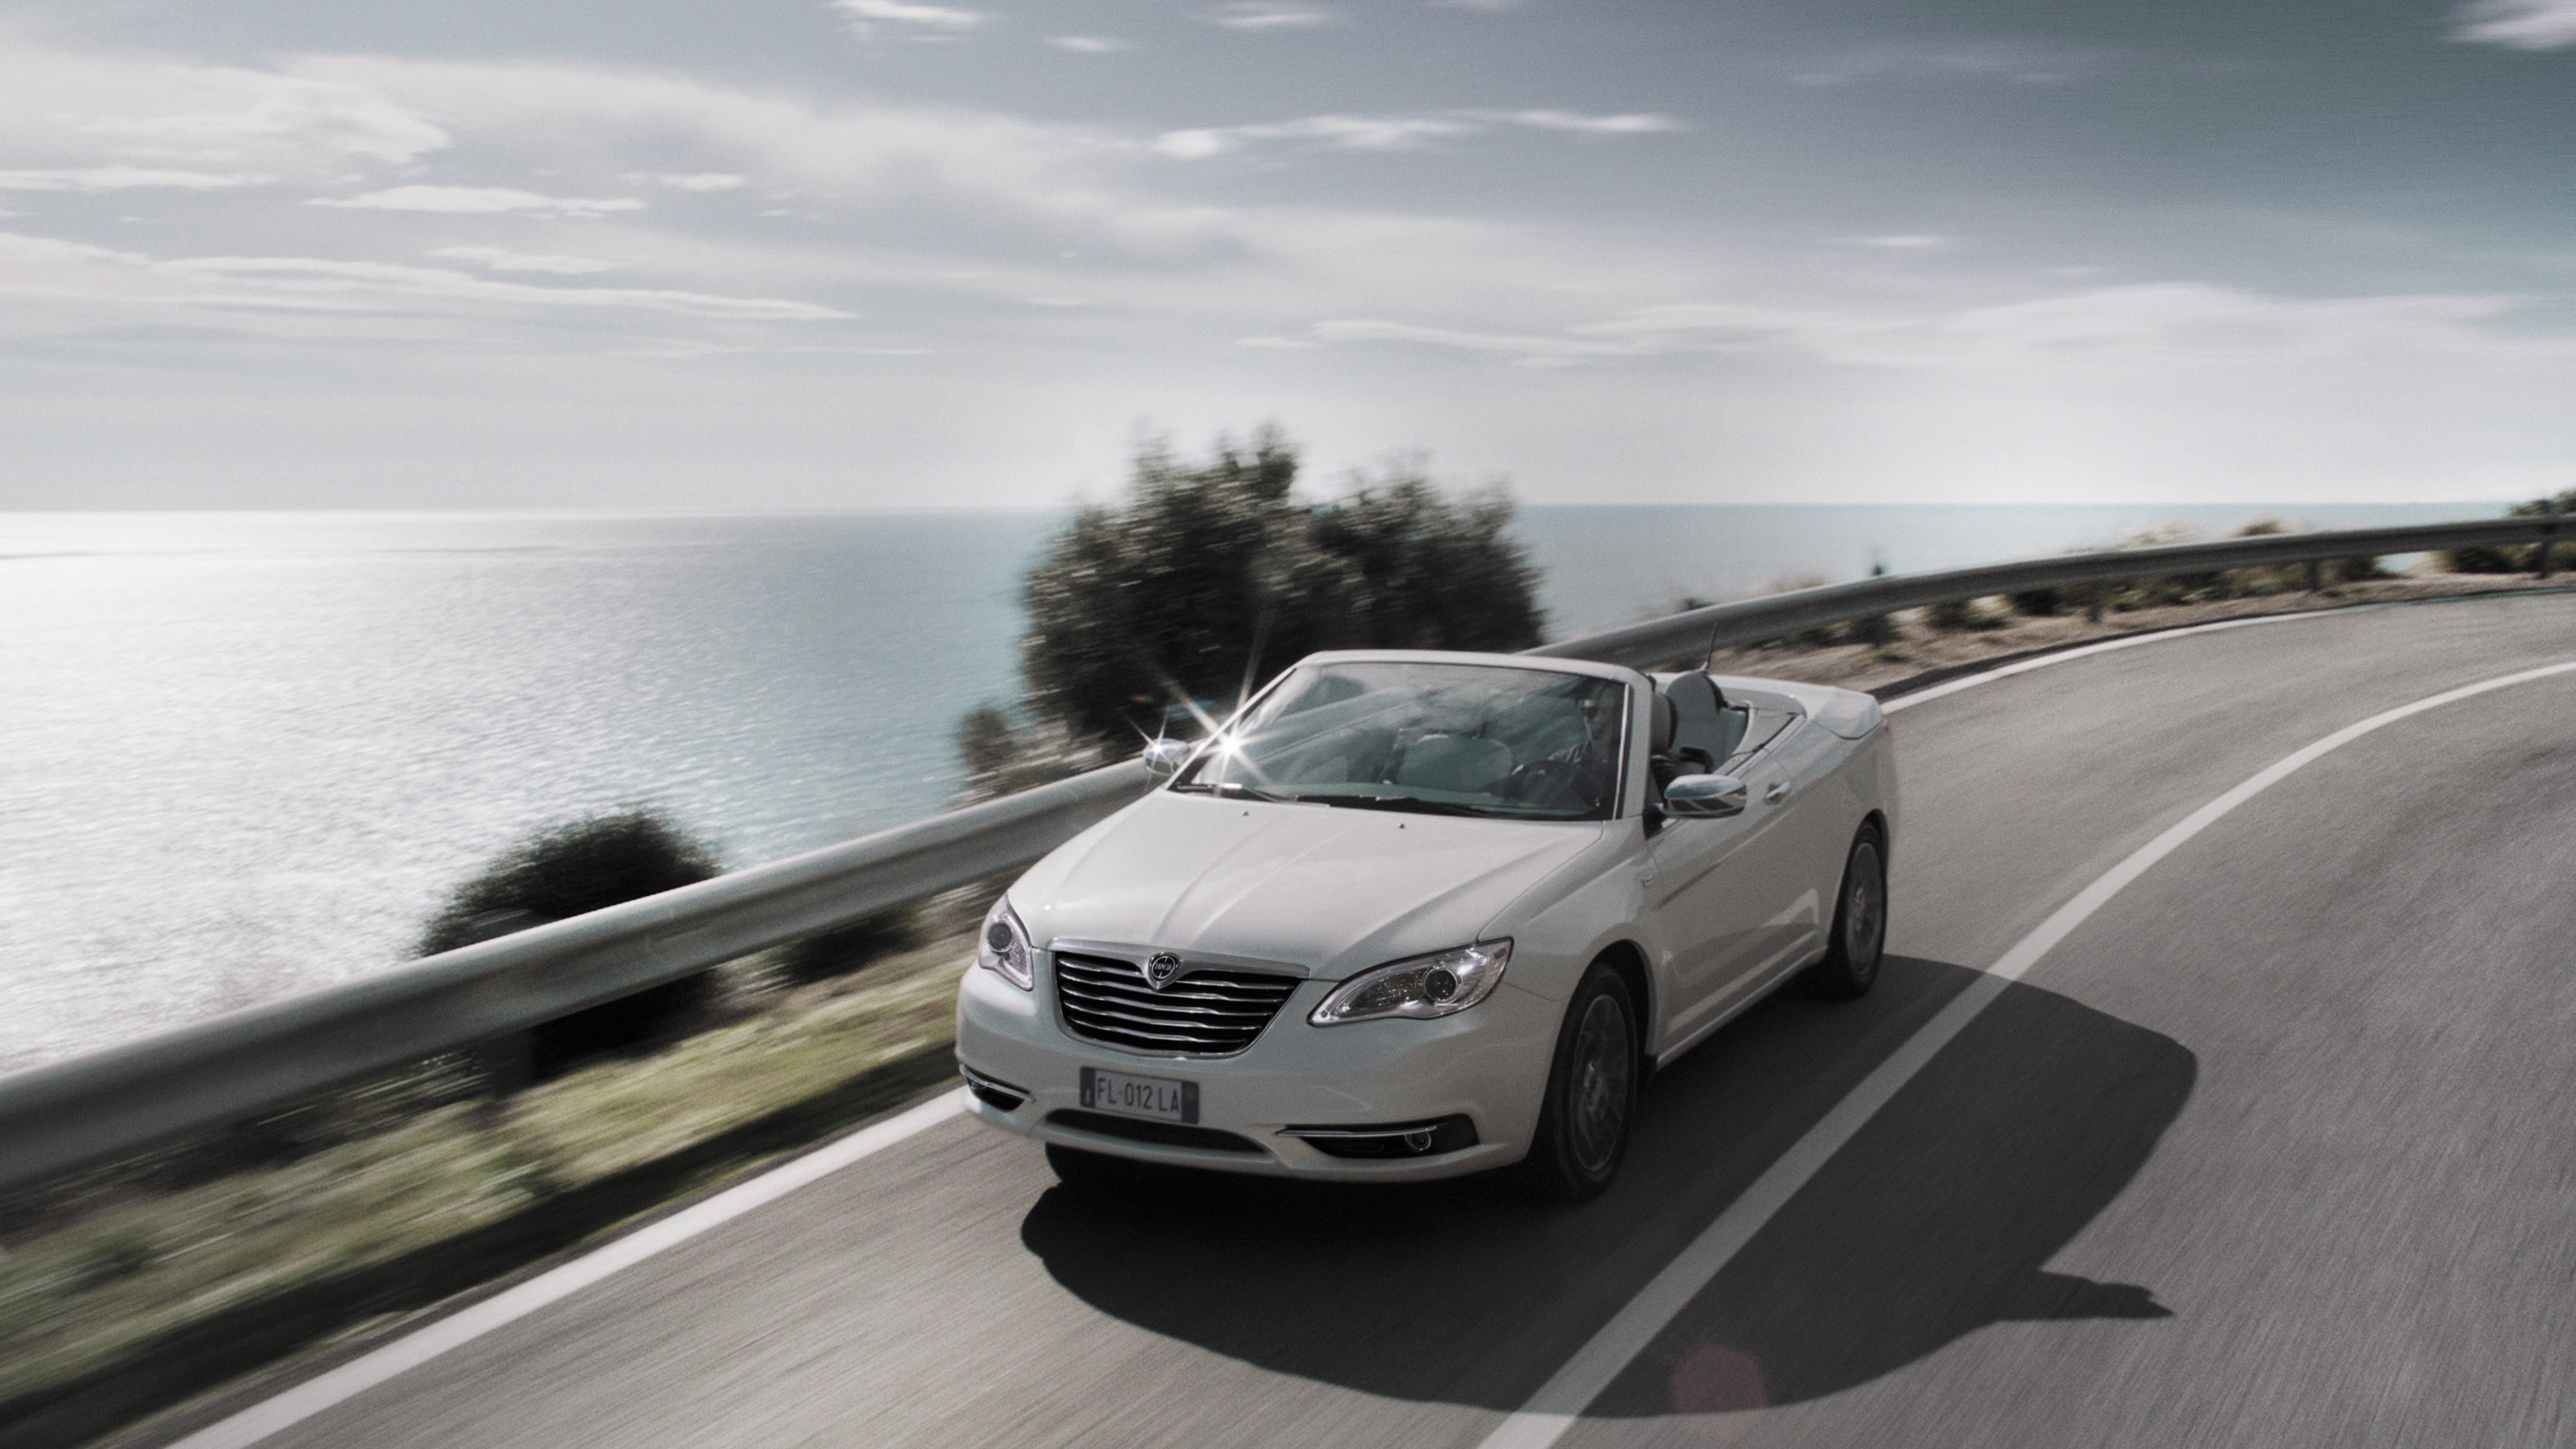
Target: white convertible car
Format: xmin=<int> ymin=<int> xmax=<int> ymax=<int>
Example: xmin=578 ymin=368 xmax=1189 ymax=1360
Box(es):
xmin=954 ymin=649 xmax=1897 ymax=1199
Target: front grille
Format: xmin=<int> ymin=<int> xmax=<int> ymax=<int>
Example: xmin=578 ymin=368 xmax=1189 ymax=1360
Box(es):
xmin=1053 ymin=950 xmax=1300 ymax=1057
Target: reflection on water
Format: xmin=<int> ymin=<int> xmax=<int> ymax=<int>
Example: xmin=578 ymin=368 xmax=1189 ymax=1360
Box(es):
xmin=0 ymin=512 xmax=1053 ymax=1072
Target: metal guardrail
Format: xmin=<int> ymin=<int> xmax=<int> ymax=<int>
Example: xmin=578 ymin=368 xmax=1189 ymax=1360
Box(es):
xmin=0 ymin=513 xmax=2562 ymax=1190
xmin=0 ymin=762 xmax=1151 ymax=1190
xmin=1527 ymin=514 xmax=2562 ymax=670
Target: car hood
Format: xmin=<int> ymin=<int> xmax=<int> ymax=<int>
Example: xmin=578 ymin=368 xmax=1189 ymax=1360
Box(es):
xmin=1012 ymin=791 xmax=1610 ymax=981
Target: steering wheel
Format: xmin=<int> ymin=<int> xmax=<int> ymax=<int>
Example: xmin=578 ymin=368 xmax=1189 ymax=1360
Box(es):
xmin=1504 ymin=759 xmax=1593 ymax=809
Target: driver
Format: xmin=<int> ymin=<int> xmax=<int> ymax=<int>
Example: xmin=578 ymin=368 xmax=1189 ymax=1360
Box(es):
xmin=1510 ymin=688 xmax=1620 ymax=811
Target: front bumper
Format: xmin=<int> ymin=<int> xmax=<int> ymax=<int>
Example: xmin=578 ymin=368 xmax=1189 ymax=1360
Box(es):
xmin=954 ymin=952 xmax=1558 ymax=1180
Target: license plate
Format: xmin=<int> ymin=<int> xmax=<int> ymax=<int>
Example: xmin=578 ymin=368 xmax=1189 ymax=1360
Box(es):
xmin=1080 ymin=1066 xmax=1198 ymax=1124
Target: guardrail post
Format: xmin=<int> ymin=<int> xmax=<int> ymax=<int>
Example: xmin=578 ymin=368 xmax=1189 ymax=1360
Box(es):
xmin=2085 ymin=583 xmax=2104 ymax=623
xmin=2538 ymin=520 xmax=2557 ymax=580
xmin=2305 ymin=559 xmax=2324 ymax=594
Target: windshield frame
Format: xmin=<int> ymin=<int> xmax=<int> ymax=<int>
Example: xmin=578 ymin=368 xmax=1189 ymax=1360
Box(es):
xmin=1166 ymin=656 xmax=1636 ymax=823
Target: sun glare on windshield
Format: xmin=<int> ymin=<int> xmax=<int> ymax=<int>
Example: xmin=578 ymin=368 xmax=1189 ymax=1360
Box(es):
xmin=1174 ymin=662 xmax=1627 ymax=820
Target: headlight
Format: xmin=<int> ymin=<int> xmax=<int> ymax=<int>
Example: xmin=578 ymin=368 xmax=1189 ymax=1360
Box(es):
xmin=1309 ymin=940 xmax=1511 ymax=1026
xmin=978 ymin=898 xmax=1034 ymax=991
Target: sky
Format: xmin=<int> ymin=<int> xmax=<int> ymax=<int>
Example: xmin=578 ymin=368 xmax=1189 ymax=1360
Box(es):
xmin=1 ymin=0 xmax=2573 ymax=509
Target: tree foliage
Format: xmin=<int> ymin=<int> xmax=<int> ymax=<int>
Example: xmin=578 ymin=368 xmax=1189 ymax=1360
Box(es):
xmin=1014 ymin=427 xmax=1543 ymax=752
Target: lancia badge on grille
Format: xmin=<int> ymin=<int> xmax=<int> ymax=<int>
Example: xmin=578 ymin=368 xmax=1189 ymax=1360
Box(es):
xmin=1142 ymin=951 xmax=1184 ymax=991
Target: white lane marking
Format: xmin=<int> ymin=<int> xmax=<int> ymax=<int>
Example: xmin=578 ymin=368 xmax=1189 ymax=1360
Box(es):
xmin=1479 ymin=659 xmax=2576 ymax=1449
xmin=1882 ymin=611 xmax=2322 ymax=714
xmin=173 ymin=1088 xmax=970 ymax=1449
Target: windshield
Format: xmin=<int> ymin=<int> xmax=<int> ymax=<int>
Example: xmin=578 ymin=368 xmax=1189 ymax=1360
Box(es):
xmin=1172 ymin=661 xmax=1629 ymax=821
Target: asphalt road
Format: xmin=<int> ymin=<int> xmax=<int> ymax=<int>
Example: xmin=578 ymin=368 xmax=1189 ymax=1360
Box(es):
xmin=185 ymin=591 xmax=2576 ymax=1449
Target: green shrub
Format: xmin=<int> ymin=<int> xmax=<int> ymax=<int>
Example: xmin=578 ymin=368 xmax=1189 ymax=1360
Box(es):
xmin=2098 ymin=523 xmax=2251 ymax=609
xmin=2439 ymin=489 xmax=2572 ymax=573
xmin=778 ymin=910 xmax=920 ymax=985
xmin=1925 ymin=597 xmax=2005 ymax=632
xmin=2440 ymin=544 xmax=2529 ymax=573
xmin=419 ymin=812 xmax=720 ymax=953
xmin=2008 ymin=586 xmax=2063 ymax=616
xmin=419 ymin=811 xmax=725 ymax=1080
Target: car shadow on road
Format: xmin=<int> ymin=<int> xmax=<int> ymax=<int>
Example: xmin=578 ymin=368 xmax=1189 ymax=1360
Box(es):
xmin=1019 ymin=955 xmax=2193 ymax=1417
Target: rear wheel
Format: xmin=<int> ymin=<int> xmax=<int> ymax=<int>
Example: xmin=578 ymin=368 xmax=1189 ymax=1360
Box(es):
xmin=1516 ymin=961 xmax=1638 ymax=1202
xmin=1045 ymin=1143 xmax=1142 ymax=1193
xmin=1801 ymin=827 xmax=1887 ymax=1000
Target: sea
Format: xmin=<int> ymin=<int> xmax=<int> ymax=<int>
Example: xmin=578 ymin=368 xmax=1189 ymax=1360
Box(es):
xmin=0 ymin=501 xmax=2488 ymax=1072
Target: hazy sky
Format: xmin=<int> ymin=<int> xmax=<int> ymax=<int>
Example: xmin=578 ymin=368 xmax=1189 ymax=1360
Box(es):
xmin=3 ymin=0 xmax=2572 ymax=508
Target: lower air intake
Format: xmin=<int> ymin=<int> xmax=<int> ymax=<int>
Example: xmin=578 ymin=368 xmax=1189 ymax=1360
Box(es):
xmin=1046 ymin=1110 xmax=1264 ymax=1155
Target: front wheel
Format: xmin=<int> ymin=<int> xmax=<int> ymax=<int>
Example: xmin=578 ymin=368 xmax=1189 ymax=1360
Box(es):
xmin=1801 ymin=827 xmax=1887 ymax=1000
xmin=1516 ymin=961 xmax=1639 ymax=1202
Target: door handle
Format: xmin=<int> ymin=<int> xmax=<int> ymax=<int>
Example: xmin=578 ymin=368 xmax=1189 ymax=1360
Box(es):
xmin=1765 ymin=780 xmax=1791 ymax=803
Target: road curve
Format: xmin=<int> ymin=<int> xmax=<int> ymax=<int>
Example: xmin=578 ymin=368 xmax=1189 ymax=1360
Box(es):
xmin=146 ymin=591 xmax=2576 ymax=1449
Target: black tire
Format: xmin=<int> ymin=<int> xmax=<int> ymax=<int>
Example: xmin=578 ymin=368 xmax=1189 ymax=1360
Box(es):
xmin=1516 ymin=961 xmax=1639 ymax=1202
xmin=1801 ymin=826 xmax=1887 ymax=1000
xmin=1045 ymin=1143 xmax=1142 ymax=1193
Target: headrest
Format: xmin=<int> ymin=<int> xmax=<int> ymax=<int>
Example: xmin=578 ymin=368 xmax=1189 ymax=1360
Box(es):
xmin=1649 ymin=692 xmax=1675 ymax=757
xmin=1660 ymin=671 xmax=1727 ymax=721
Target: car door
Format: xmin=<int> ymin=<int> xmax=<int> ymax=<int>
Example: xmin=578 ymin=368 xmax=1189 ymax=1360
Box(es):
xmin=1643 ymin=702 xmax=1813 ymax=1050
xmin=1742 ymin=712 xmax=1849 ymax=972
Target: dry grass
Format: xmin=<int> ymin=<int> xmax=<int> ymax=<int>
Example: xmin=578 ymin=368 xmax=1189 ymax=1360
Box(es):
xmin=0 ymin=936 xmax=973 ymax=1449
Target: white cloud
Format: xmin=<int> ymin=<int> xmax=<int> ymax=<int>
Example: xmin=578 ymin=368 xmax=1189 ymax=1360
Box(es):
xmin=0 ymin=167 xmax=266 ymax=191
xmin=0 ymin=230 xmax=150 ymax=267
xmin=1048 ymin=36 xmax=1133 ymax=53
xmin=0 ymin=44 xmax=449 ymax=175
xmin=830 ymin=0 xmax=984 ymax=39
xmin=160 ymin=255 xmax=848 ymax=319
xmin=1203 ymin=4 xmax=1335 ymax=31
xmin=1489 ymin=110 xmax=1681 ymax=136
xmin=0 ymin=46 xmax=1691 ymax=355
xmin=1157 ymin=108 xmax=1680 ymax=158
xmin=645 ymin=173 xmax=749 ymax=191
xmin=289 ymin=54 xmax=1130 ymax=229
xmin=433 ymin=246 xmax=621 ymax=274
xmin=1931 ymin=284 xmax=2524 ymax=366
xmin=2453 ymin=0 xmax=2576 ymax=47
xmin=307 ymin=185 xmax=645 ymax=217
xmin=1307 ymin=318 xmax=1643 ymax=366
xmin=1157 ymin=115 xmax=1476 ymax=157
xmin=1297 ymin=283 xmax=2543 ymax=373
xmin=0 ymin=229 xmax=847 ymax=327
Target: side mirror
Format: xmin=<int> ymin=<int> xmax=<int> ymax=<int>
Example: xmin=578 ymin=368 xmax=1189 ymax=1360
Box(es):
xmin=1661 ymin=773 xmax=1747 ymax=819
xmin=1141 ymin=738 xmax=1194 ymax=778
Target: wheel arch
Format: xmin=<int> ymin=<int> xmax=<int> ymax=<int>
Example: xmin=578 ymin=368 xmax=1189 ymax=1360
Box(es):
xmin=1859 ymin=807 xmax=1890 ymax=857
xmin=1589 ymin=938 xmax=1655 ymax=1078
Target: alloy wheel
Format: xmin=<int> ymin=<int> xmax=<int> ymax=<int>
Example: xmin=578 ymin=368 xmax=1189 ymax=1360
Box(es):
xmin=1568 ymin=993 xmax=1634 ymax=1174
